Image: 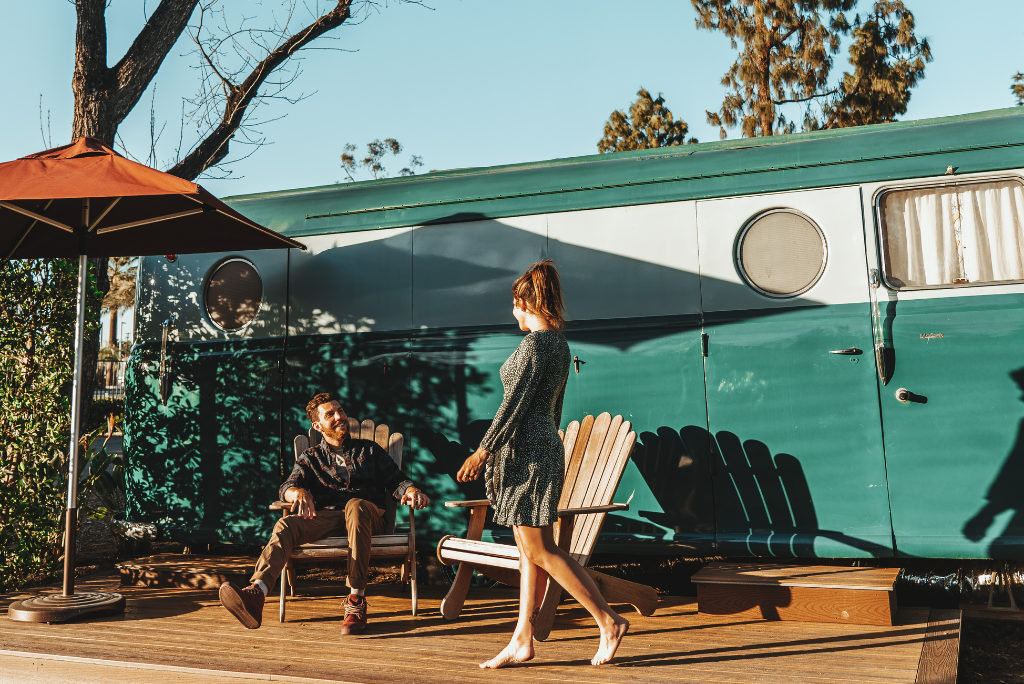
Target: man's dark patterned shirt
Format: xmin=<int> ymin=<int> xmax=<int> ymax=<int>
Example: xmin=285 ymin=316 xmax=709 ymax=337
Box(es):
xmin=280 ymin=437 xmax=413 ymax=512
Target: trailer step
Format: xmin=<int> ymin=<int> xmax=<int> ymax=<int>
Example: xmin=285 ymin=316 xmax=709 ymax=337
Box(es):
xmin=691 ymin=563 xmax=901 ymax=626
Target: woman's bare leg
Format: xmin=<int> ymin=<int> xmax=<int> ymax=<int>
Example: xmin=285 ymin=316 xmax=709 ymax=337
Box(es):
xmin=516 ymin=524 xmax=629 ymax=665
xmin=480 ymin=527 xmax=548 ymax=668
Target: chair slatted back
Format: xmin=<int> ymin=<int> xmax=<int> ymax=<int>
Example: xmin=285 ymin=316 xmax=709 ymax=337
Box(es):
xmin=292 ymin=418 xmax=404 ymax=535
xmin=557 ymin=413 xmax=636 ymax=566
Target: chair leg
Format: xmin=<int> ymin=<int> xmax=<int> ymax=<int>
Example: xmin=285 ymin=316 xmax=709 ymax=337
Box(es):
xmin=440 ymin=563 xmax=474 ymax=620
xmin=410 ymin=555 xmax=418 ymax=617
xmin=438 ymin=506 xmax=486 ymax=620
xmin=532 ymin=578 xmax=562 ymax=642
xmin=288 ymin=561 xmax=295 ymax=597
xmin=279 ymin=566 xmax=288 ymax=623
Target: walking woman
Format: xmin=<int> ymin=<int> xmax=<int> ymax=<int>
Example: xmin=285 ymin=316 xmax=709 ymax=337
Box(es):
xmin=457 ymin=260 xmax=629 ymax=668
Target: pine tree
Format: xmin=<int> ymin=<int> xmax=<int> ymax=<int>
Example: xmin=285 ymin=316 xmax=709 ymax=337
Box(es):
xmin=1013 ymin=72 xmax=1024 ymax=106
xmin=811 ymin=1 xmax=931 ymax=129
xmin=693 ymin=0 xmax=856 ymax=138
xmin=598 ymin=88 xmax=697 ymax=153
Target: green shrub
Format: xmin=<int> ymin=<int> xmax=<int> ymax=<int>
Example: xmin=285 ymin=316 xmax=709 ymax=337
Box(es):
xmin=0 ymin=259 xmax=99 ymax=592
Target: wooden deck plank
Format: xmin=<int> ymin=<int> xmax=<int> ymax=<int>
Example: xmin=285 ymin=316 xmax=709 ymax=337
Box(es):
xmin=913 ymin=609 xmax=960 ymax=684
xmin=0 ymin=573 xmax=952 ymax=684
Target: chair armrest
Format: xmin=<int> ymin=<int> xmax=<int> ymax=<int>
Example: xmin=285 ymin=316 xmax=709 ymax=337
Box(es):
xmin=269 ymin=501 xmax=290 ymax=511
xmin=557 ymin=503 xmax=629 ymax=517
xmin=444 ymin=499 xmax=491 ymax=508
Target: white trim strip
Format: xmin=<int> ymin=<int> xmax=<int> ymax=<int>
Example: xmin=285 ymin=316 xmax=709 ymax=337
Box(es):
xmin=0 ymin=649 xmax=362 ymax=684
xmin=694 ymin=579 xmax=894 ymax=591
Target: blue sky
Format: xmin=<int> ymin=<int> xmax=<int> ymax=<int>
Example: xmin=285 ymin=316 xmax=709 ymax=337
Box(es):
xmin=1 ymin=0 xmax=1021 ymax=197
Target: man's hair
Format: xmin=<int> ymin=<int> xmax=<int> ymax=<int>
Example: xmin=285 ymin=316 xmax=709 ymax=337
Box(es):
xmin=306 ymin=392 xmax=340 ymax=423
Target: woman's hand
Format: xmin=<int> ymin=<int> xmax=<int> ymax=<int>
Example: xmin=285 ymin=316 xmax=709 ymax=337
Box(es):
xmin=457 ymin=447 xmax=489 ymax=482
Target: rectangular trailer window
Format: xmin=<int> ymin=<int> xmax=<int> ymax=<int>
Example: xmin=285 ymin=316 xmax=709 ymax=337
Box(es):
xmin=878 ymin=179 xmax=1024 ymax=288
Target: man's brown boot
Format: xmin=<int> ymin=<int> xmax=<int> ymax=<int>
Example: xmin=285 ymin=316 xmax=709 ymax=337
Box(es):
xmin=340 ymin=594 xmax=368 ymax=635
xmin=220 ymin=581 xmax=265 ymax=629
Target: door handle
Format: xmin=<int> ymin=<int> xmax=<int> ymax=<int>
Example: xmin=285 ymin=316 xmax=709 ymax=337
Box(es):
xmin=573 ymin=356 xmax=586 ymax=373
xmin=829 ymin=348 xmax=862 ymax=355
xmin=894 ymin=388 xmax=928 ymax=404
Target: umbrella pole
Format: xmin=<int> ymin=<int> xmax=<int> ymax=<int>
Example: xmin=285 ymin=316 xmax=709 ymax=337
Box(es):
xmin=7 ymin=199 xmax=125 ymax=623
xmin=61 ymin=252 xmax=89 ymax=597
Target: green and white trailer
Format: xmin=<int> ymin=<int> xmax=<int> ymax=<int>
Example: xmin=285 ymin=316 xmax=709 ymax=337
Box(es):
xmin=125 ymin=107 xmax=1024 ymax=560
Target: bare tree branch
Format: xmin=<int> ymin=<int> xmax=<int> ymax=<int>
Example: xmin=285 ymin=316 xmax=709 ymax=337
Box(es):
xmin=168 ymin=0 xmax=355 ymax=180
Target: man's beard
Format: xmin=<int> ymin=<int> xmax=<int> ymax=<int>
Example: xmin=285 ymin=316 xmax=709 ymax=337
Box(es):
xmin=320 ymin=422 xmax=347 ymax=442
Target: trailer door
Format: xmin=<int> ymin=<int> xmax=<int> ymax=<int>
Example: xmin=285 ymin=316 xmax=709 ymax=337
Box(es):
xmin=697 ymin=187 xmax=894 ymax=558
xmin=869 ymin=177 xmax=1024 ymax=558
xmin=548 ymin=202 xmax=716 ymax=555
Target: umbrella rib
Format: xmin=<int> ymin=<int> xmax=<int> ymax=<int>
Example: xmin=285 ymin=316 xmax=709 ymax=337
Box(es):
xmin=94 ymin=208 xmax=204 ymax=235
xmin=212 ymin=208 xmax=307 ymax=249
xmin=3 ymin=199 xmax=55 ymax=260
xmin=88 ymin=197 xmax=122 ymax=232
xmin=0 ymin=201 xmax=74 ymax=233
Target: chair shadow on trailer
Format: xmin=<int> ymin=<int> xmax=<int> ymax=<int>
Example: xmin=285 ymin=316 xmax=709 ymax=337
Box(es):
xmin=629 ymin=426 xmax=895 ymax=559
xmin=961 ymin=367 xmax=1024 ymax=558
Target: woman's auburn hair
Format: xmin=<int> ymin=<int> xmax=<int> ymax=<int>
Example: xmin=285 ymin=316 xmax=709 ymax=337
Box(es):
xmin=512 ymin=259 xmax=566 ymax=331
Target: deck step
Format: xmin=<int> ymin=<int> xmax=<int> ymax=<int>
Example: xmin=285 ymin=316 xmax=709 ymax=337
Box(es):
xmin=692 ymin=563 xmax=901 ymax=626
xmin=116 ymin=554 xmax=253 ymax=589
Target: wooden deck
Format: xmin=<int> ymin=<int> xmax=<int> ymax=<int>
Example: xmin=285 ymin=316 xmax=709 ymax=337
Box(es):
xmin=1 ymin=571 xmax=959 ymax=684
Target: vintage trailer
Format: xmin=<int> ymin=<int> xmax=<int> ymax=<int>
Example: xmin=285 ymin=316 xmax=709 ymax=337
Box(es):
xmin=124 ymin=107 xmax=1024 ymax=560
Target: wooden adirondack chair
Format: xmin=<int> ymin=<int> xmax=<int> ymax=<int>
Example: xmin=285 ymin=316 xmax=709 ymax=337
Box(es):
xmin=436 ymin=412 xmax=659 ymax=640
xmin=270 ymin=418 xmax=417 ymax=621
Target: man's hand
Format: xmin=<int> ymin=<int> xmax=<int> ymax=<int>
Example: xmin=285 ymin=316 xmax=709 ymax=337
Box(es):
xmin=456 ymin=447 xmax=488 ymax=483
xmin=285 ymin=487 xmax=317 ymax=519
xmin=401 ymin=487 xmax=430 ymax=510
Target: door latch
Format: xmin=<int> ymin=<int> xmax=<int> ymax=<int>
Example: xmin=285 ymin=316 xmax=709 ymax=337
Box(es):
xmin=701 ymin=333 xmax=709 ymax=357
xmin=159 ymin=315 xmax=176 ymax=405
xmin=573 ymin=356 xmax=586 ymax=373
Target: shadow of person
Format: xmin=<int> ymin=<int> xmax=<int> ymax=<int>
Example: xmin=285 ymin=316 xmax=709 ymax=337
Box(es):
xmin=962 ymin=368 xmax=1024 ymax=557
xmin=418 ymin=419 xmax=492 ymax=505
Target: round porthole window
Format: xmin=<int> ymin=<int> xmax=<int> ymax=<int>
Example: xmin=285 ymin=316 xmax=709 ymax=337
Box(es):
xmin=205 ymin=259 xmax=263 ymax=332
xmin=737 ymin=210 xmax=826 ymax=297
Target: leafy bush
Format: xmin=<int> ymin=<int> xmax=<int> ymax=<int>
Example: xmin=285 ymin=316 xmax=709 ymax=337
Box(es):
xmin=0 ymin=258 xmax=100 ymax=592
xmin=77 ymin=415 xmax=127 ymax=538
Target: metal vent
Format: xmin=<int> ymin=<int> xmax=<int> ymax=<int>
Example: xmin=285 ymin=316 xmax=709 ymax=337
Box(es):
xmin=737 ymin=210 xmax=826 ymax=297
xmin=205 ymin=259 xmax=263 ymax=332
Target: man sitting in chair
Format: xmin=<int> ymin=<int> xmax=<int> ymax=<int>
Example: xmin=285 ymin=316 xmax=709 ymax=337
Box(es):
xmin=219 ymin=392 xmax=430 ymax=634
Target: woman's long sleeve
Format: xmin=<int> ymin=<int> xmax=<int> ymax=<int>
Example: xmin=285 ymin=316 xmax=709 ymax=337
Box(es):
xmin=478 ymin=335 xmax=543 ymax=454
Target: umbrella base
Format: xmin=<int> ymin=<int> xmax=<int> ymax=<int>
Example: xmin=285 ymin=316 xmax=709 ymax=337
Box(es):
xmin=7 ymin=591 xmax=125 ymax=623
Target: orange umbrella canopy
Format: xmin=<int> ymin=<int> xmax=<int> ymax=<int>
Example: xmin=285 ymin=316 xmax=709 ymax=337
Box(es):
xmin=0 ymin=137 xmax=303 ymax=258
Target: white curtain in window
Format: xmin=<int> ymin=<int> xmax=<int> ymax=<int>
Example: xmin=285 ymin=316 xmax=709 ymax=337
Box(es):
xmin=882 ymin=181 xmax=1024 ymax=287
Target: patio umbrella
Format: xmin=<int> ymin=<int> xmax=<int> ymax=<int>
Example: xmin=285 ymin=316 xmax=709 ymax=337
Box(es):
xmin=2 ymin=137 xmax=304 ymax=623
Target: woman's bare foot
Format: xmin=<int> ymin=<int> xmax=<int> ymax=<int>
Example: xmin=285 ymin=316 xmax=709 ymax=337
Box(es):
xmin=591 ymin=617 xmax=629 ymax=665
xmin=480 ymin=639 xmax=534 ymax=669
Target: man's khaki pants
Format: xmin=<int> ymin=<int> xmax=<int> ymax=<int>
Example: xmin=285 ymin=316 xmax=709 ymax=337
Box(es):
xmin=251 ymin=498 xmax=384 ymax=590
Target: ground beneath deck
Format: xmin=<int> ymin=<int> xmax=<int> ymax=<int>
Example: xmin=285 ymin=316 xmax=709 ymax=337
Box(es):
xmin=0 ymin=572 xmax=959 ymax=684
